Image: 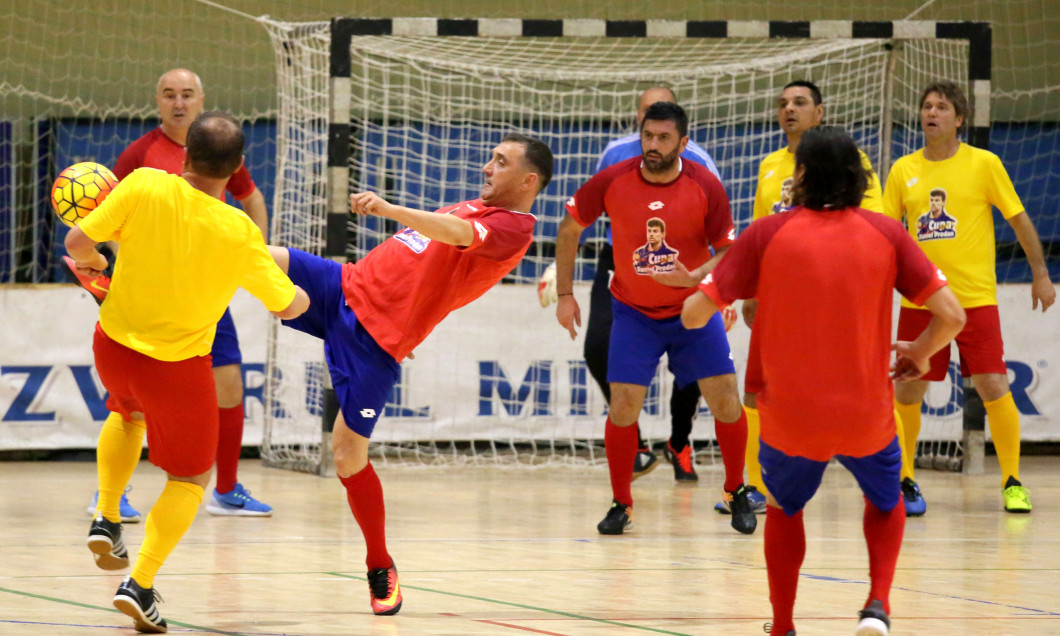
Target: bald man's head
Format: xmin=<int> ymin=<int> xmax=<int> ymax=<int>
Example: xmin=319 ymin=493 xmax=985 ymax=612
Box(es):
xmin=156 ymin=69 xmax=205 ymax=140
xmin=637 ymin=87 xmax=677 ymax=125
xmin=186 ymin=112 xmax=244 ymax=179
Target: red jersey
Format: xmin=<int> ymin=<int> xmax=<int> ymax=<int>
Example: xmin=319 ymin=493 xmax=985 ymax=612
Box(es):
xmin=566 ymin=157 xmax=734 ymax=319
xmin=114 ymin=127 xmax=255 ymax=200
xmin=699 ymin=207 xmax=947 ymax=460
xmin=342 ymin=199 xmax=535 ymax=362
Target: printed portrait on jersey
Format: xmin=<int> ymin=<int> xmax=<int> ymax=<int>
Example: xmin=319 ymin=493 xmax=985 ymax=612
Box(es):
xmin=916 ymin=187 xmax=958 ymax=241
xmin=771 ymin=177 xmax=795 ymax=214
xmin=632 ymin=217 xmax=679 ymax=274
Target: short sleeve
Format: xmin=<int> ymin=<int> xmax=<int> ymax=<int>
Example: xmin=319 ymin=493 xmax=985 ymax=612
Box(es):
xmin=238 ymin=230 xmax=297 ymax=312
xmin=882 ymin=162 xmax=906 ymax=222
xmin=985 ymin=153 xmax=1024 ymax=220
xmin=692 ymin=168 xmax=735 ymax=250
xmin=78 ymin=169 xmax=143 ymax=244
xmin=566 ymin=171 xmax=612 ymax=227
xmin=456 ymin=208 xmax=534 ymax=261
xmin=226 ymin=164 xmax=256 ymax=200
xmin=698 ymin=218 xmax=766 ymax=307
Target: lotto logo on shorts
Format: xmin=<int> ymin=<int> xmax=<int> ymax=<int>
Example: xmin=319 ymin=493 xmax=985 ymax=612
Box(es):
xmin=360 ymin=408 xmax=377 ymax=418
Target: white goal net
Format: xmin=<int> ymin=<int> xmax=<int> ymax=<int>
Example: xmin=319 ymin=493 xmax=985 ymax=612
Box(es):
xmin=259 ymin=19 xmax=971 ymax=473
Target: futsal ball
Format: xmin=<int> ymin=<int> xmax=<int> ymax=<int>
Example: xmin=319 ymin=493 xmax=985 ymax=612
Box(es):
xmin=50 ymin=162 xmax=119 ymax=227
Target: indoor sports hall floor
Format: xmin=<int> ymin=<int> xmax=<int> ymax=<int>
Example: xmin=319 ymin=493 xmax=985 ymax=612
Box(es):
xmin=1 ymin=456 xmax=1057 ymax=635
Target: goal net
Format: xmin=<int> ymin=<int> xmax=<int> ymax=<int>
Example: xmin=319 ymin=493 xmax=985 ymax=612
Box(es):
xmin=259 ymin=19 xmax=977 ymax=473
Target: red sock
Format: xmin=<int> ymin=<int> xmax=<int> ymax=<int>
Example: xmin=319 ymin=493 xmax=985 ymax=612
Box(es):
xmin=215 ymin=405 xmax=244 ymax=494
xmin=764 ymin=506 xmax=805 ymax=635
xmin=714 ymin=408 xmax=748 ymax=492
xmin=605 ymin=418 xmax=638 ymax=507
xmin=863 ymin=496 xmax=905 ymax=614
xmin=339 ymin=464 xmax=391 ymax=570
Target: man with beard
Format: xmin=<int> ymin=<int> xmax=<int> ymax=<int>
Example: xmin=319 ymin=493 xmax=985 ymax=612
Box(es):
xmin=554 ymin=102 xmax=756 ymax=536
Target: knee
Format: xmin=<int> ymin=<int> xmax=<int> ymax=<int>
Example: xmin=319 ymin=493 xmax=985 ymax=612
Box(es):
xmin=333 ymin=438 xmax=369 ymax=477
xmin=712 ymin=394 xmax=744 ymax=423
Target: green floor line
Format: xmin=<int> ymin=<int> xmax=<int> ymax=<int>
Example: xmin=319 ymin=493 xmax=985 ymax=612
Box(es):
xmin=327 ymin=571 xmax=693 ymax=636
xmin=0 ymin=585 xmax=248 ymax=636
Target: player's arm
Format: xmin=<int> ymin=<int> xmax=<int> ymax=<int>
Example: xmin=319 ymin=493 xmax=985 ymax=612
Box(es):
xmin=350 ymin=192 xmax=473 ymax=246
xmin=555 ymin=213 xmax=584 ymax=339
xmin=681 ymin=287 xmax=719 ymax=329
xmin=1007 ymin=211 xmax=1056 ymax=312
xmin=238 ymin=187 xmax=269 ymax=239
xmin=272 ymin=286 xmax=310 ymax=320
xmin=651 ymin=244 xmax=730 ymax=288
xmin=892 ymin=286 xmax=965 ymax=380
xmin=64 ymin=226 xmax=108 ymax=276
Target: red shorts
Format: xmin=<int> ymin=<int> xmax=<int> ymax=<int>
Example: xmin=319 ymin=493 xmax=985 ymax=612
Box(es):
xmin=896 ymin=305 xmax=1007 ymax=382
xmin=93 ymin=323 xmax=218 ymax=477
xmin=744 ymin=330 xmax=764 ymax=395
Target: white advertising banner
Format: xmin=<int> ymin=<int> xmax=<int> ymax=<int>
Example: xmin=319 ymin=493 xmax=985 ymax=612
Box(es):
xmin=0 ymin=283 xmax=1056 ymax=450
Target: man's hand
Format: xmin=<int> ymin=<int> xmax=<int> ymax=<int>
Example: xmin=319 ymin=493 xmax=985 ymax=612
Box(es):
xmin=75 ymin=251 xmax=108 ymax=278
xmin=350 ymin=192 xmax=395 ymax=219
xmin=556 ymin=295 xmax=581 ymax=340
xmin=650 ymin=260 xmax=702 ymax=288
xmin=1031 ymin=274 xmax=1056 ymax=312
xmin=891 ymin=341 xmax=929 ymax=382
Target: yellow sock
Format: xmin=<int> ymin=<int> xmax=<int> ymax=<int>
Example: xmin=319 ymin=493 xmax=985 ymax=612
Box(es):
xmin=894 ymin=401 xmax=922 ymax=482
xmin=131 ymin=480 xmax=204 ymax=589
xmin=984 ymin=392 xmax=1021 ymax=488
xmin=744 ymin=406 xmax=766 ymax=493
xmin=95 ymin=412 xmax=145 ymax=523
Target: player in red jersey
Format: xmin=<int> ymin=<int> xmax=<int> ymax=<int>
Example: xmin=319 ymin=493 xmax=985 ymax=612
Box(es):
xmin=555 ymin=102 xmax=757 ymax=536
xmin=683 ymin=126 xmax=965 ymax=636
xmin=76 ymin=68 xmax=274 ymax=521
xmin=268 ymin=133 xmax=552 ymax=615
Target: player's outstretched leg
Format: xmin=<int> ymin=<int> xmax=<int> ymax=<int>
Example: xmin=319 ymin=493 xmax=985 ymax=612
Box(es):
xmin=601 ymin=417 xmax=638 ymax=534
xmin=113 ymin=575 xmax=167 ymax=634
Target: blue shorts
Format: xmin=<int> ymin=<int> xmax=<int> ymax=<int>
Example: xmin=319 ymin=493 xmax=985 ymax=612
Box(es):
xmin=760 ymin=437 xmax=903 ymax=516
xmin=210 ymin=307 xmax=242 ymax=368
xmin=607 ymin=298 xmax=735 ymax=388
xmin=280 ymin=248 xmax=401 ymax=438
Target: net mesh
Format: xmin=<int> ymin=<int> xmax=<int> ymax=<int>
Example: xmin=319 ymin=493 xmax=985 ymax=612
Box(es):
xmin=260 ymin=21 xmax=971 ymax=472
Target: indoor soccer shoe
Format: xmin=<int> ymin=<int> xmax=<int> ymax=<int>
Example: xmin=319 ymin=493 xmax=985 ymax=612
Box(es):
xmin=1002 ymin=476 xmax=1032 ymax=513
xmin=367 ymin=562 xmax=403 ymax=615
xmin=597 ymin=500 xmax=633 ymax=535
xmin=86 ymin=486 xmax=142 ymax=523
xmin=723 ymin=485 xmax=758 ymax=535
xmin=631 ymin=446 xmax=658 ymax=482
xmin=113 ymin=575 xmax=167 ymax=634
xmin=856 ymin=599 xmax=890 ymax=636
xmin=714 ymin=485 xmax=767 ymax=514
xmin=662 ymin=440 xmax=698 ymax=482
xmin=87 ymin=512 xmax=129 ymax=571
xmin=901 ymin=478 xmax=927 ymax=517
xmin=206 ymin=483 xmax=273 ymax=517
xmin=62 ymin=255 xmax=109 ymax=305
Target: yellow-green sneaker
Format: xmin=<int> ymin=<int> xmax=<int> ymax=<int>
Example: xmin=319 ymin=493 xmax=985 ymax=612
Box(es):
xmin=1002 ymin=476 xmax=1032 ymax=513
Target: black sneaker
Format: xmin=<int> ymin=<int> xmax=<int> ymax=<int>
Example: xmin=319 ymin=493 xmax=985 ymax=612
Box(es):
xmin=662 ymin=440 xmax=698 ymax=482
xmin=113 ymin=576 xmax=167 ymax=633
xmin=725 ymin=485 xmax=758 ymax=535
xmin=597 ymin=500 xmax=633 ymax=535
xmin=856 ymin=599 xmax=890 ymax=635
xmin=87 ymin=512 xmax=129 ymax=570
xmin=631 ymin=446 xmax=658 ymax=482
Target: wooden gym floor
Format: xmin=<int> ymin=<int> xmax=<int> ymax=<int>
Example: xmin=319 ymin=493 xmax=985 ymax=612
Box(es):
xmin=0 ymin=456 xmax=1057 ymax=635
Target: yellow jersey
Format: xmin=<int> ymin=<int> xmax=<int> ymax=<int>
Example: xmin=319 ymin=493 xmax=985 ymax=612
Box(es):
xmin=753 ymin=146 xmax=883 ymax=221
xmin=78 ymin=168 xmax=296 ymax=361
xmin=883 ymin=143 xmax=1023 ymax=308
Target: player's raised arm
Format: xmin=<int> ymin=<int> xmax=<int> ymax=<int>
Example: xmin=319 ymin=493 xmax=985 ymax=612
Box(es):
xmin=351 ymin=191 xmax=475 ymax=247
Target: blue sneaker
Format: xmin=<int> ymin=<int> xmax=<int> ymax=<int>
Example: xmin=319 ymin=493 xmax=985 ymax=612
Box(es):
xmin=714 ymin=484 xmax=767 ymax=514
xmin=86 ymin=487 xmax=142 ymax=523
xmin=206 ymin=483 xmax=273 ymax=517
xmin=902 ymin=478 xmax=927 ymax=517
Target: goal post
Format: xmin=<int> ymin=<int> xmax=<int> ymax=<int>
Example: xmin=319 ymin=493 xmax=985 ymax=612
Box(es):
xmin=260 ymin=17 xmax=990 ymax=474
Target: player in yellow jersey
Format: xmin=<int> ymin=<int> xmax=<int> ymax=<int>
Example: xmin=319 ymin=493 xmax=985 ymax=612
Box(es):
xmin=65 ymin=112 xmax=309 ymax=632
xmin=884 ymin=80 xmax=1055 ymax=514
xmin=718 ymin=80 xmax=889 ymax=516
